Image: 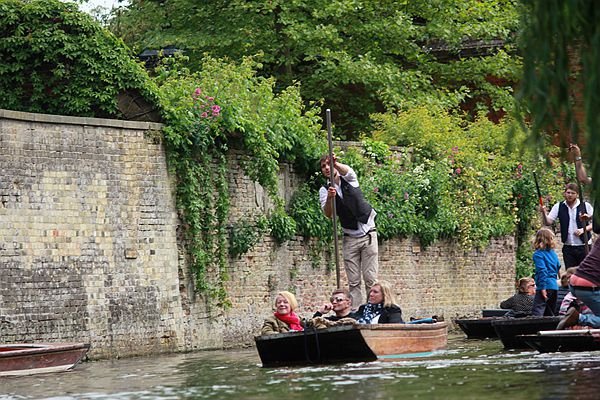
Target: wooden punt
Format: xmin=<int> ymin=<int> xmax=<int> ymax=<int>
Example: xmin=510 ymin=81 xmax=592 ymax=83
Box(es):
xmin=254 ymin=322 xmax=448 ymax=367
xmin=519 ymin=329 xmax=600 ymax=353
xmin=454 ymin=318 xmax=501 ymax=339
xmin=491 ymin=316 xmax=562 ymax=349
xmin=0 ymin=343 xmax=90 ymax=376
xmin=482 ymin=309 xmax=510 ymax=318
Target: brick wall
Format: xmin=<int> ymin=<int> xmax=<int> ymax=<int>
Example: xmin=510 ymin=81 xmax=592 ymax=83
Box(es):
xmin=0 ymin=109 xmax=515 ymax=357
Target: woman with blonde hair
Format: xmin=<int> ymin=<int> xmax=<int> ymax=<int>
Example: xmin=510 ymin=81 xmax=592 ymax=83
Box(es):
xmin=531 ymin=227 xmax=561 ymax=316
xmin=499 ymin=277 xmax=535 ymax=316
xmin=261 ymin=291 xmax=304 ymax=335
xmin=355 ymin=280 xmax=403 ymax=324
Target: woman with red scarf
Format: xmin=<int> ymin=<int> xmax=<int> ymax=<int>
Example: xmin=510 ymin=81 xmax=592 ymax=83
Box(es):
xmin=261 ymin=291 xmax=304 ymax=334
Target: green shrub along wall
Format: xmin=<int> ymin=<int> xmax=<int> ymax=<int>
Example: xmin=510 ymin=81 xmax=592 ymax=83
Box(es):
xmin=0 ymin=109 xmax=515 ymax=358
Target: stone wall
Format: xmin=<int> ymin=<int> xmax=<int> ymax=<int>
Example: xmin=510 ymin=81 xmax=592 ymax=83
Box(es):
xmin=0 ymin=109 xmax=516 ymax=358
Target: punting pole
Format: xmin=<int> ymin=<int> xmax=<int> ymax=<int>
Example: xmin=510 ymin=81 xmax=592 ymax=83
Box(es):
xmin=538 ymin=329 xmax=600 ymax=336
xmin=326 ymin=109 xmax=341 ymax=288
xmin=533 ymin=171 xmax=545 ymax=221
xmin=570 ymin=124 xmax=590 ymax=254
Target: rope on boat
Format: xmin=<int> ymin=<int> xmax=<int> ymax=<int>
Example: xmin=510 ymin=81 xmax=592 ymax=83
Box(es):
xmin=302 ymin=327 xmax=322 ymax=363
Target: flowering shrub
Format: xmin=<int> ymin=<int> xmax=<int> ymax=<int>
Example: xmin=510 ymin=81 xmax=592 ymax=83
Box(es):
xmin=156 ymin=56 xmax=325 ymax=303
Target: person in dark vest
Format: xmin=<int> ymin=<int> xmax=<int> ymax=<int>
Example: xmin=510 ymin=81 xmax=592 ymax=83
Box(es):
xmin=540 ymin=182 xmax=593 ymax=269
xmin=319 ymin=154 xmax=378 ymax=306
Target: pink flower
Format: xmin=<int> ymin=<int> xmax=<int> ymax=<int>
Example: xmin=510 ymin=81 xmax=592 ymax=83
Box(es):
xmin=452 ymin=146 xmax=459 ymax=153
xmin=404 ymin=192 xmax=409 ymax=200
xmin=194 ymin=88 xmax=202 ymax=97
xmin=201 ymin=112 xmax=208 ymax=118
xmin=206 ymin=96 xmax=214 ymax=101
xmin=211 ymin=105 xmax=221 ymax=113
xmin=373 ymin=187 xmax=379 ymax=193
xmin=455 ymin=168 xmax=461 ymax=175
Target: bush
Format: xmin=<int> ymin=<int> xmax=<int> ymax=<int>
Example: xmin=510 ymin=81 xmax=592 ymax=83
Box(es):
xmin=0 ymin=0 xmax=158 ymax=117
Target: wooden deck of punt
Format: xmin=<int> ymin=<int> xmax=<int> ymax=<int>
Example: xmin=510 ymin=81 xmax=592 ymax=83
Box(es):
xmin=254 ymin=322 xmax=448 ymax=367
xmin=0 ymin=343 xmax=90 ymax=377
xmin=519 ymin=328 xmax=600 ymax=353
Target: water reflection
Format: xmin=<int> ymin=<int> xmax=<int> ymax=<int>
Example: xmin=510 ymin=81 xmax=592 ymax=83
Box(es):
xmin=2 ymin=337 xmax=600 ymax=399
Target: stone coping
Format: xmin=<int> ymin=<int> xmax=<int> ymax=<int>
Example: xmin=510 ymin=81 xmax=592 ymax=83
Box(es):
xmin=0 ymin=108 xmax=163 ymax=131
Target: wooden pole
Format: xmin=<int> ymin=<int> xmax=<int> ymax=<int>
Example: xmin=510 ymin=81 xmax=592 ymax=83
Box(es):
xmin=326 ymin=109 xmax=341 ymax=288
xmin=533 ymin=171 xmax=546 ymax=223
xmin=570 ymin=124 xmax=590 ymax=254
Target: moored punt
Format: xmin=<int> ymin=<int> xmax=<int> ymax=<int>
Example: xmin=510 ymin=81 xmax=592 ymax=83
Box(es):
xmin=519 ymin=329 xmax=600 ymax=353
xmin=454 ymin=318 xmax=501 ymax=339
xmin=482 ymin=309 xmax=509 ymax=318
xmin=0 ymin=343 xmax=90 ymax=377
xmin=491 ymin=316 xmax=562 ymax=349
xmin=254 ymin=322 xmax=448 ymax=367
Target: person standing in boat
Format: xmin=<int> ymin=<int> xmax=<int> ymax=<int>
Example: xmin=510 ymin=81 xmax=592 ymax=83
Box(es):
xmin=556 ymin=145 xmax=600 ymax=329
xmin=261 ymin=291 xmax=304 ymax=335
xmin=499 ymin=277 xmax=535 ymax=317
xmin=313 ymin=288 xmax=358 ymax=321
xmin=540 ymin=182 xmax=593 ymax=269
xmin=531 ymin=228 xmax=561 ymax=316
xmin=319 ymin=154 xmax=378 ymax=307
xmin=354 ymin=281 xmax=403 ymax=324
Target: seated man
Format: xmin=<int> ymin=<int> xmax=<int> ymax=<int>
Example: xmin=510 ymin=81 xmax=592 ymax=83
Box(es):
xmin=313 ymin=288 xmax=358 ymax=321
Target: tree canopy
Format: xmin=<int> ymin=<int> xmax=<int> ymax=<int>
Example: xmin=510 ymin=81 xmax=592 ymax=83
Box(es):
xmin=517 ymin=0 xmax=600 ymax=200
xmin=110 ymin=0 xmax=522 ymax=138
xmin=0 ymin=0 xmax=157 ymax=117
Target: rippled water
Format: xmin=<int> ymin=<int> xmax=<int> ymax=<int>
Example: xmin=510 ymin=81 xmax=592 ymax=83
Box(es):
xmin=2 ymin=336 xmax=599 ymax=400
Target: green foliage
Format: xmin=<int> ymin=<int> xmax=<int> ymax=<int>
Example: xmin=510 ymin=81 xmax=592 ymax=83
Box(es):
xmin=229 ymin=216 xmax=269 ymax=258
xmin=516 ymin=0 xmax=600 ymax=207
xmin=110 ymin=0 xmax=522 ymax=138
xmin=289 ymin=180 xmax=333 ymax=240
xmin=268 ymin=209 xmax=297 ymax=245
xmin=0 ymin=0 xmax=158 ymax=117
xmin=361 ymin=137 xmax=392 ymax=164
xmin=156 ymin=55 xmax=326 ymax=301
xmin=288 ymin=108 xmax=568 ymax=281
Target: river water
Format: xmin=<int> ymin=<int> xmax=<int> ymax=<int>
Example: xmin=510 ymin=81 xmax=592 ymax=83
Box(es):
xmin=2 ymin=335 xmax=599 ymax=400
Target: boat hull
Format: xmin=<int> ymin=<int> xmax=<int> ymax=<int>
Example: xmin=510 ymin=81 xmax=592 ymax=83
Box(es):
xmin=454 ymin=318 xmax=501 ymax=339
xmin=482 ymin=309 xmax=509 ymax=318
xmin=0 ymin=343 xmax=90 ymax=376
xmin=519 ymin=329 xmax=600 ymax=353
xmin=255 ymin=322 xmax=448 ymax=367
xmin=492 ymin=316 xmax=561 ymax=349
xmin=359 ymin=322 xmax=448 ymax=357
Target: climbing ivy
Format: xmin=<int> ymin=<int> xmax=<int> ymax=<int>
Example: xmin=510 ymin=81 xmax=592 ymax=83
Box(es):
xmin=0 ymin=0 xmax=158 ymax=117
xmin=154 ymin=55 xmax=325 ymax=304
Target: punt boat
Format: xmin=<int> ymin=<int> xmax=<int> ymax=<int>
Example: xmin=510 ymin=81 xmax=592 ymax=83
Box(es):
xmin=254 ymin=322 xmax=448 ymax=367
